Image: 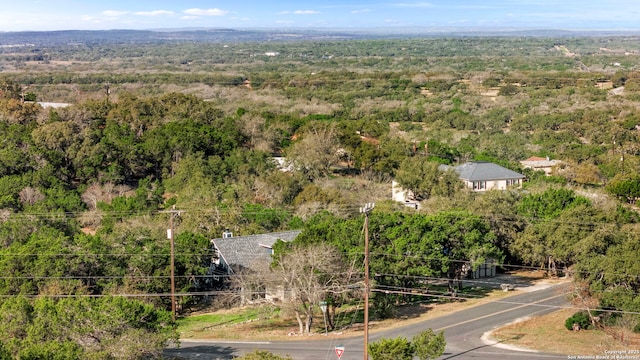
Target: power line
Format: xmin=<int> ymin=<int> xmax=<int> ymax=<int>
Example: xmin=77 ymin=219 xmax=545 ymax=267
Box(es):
xmin=1 ymin=249 xmax=638 ymax=280
xmin=1 ymin=284 xmax=639 ymax=317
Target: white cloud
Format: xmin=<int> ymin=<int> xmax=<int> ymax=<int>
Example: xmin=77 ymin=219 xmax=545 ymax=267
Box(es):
xmin=183 ymin=8 xmax=228 ymax=16
xmin=280 ymin=10 xmax=320 ymax=15
xmin=351 ymin=9 xmax=371 ymax=14
xmin=393 ymin=2 xmax=434 ymax=8
xmin=134 ymin=10 xmax=174 ymax=17
xmin=180 ymin=16 xmax=199 ymax=20
xmin=101 ymin=10 xmax=129 ymax=17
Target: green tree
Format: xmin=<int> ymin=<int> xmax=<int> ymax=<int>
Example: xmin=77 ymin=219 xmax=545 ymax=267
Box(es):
xmin=368 ymin=337 xmax=413 ymax=360
xmin=0 ymin=342 xmax=11 ymax=360
xmin=606 ymin=174 xmax=640 ymax=204
xmin=425 ymin=211 xmax=502 ymax=291
xmin=517 ymin=188 xmax=589 ymax=220
xmin=395 ymin=157 xmax=461 ymax=199
xmin=0 ymin=296 xmax=174 ymax=359
xmin=174 ymin=231 xmax=214 ymax=308
xmin=412 ymin=329 xmax=446 ymax=360
xmin=573 ymin=226 xmax=640 ymax=326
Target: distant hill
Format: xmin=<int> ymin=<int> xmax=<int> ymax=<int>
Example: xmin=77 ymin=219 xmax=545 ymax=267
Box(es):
xmin=1 ymin=28 xmax=639 ymax=46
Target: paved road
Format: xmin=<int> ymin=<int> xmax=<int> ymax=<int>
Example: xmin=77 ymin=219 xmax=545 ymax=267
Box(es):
xmin=166 ymin=282 xmax=571 ymax=359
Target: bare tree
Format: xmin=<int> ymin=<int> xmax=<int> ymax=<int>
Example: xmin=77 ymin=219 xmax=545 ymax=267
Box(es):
xmin=285 ymin=123 xmax=340 ymax=181
xmin=18 ymin=186 xmax=45 ymax=206
xmin=233 ymin=244 xmax=358 ymax=335
xmin=272 ymin=243 xmax=358 ymax=334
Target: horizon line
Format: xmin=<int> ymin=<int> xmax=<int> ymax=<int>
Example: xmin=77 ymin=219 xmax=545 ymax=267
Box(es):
xmin=1 ymin=26 xmax=640 ymax=34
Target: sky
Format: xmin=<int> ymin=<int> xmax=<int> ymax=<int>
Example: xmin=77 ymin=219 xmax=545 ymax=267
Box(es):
xmin=1 ymin=0 xmax=639 ymax=32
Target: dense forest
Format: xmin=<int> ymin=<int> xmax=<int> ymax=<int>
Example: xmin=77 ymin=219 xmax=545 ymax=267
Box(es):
xmin=0 ymin=32 xmax=639 ymax=358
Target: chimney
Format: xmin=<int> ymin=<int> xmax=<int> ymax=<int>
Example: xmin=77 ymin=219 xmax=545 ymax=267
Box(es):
xmin=222 ymin=229 xmax=233 ymax=239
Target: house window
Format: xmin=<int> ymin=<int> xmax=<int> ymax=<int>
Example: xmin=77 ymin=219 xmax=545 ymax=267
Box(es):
xmin=473 ymin=181 xmax=486 ymax=190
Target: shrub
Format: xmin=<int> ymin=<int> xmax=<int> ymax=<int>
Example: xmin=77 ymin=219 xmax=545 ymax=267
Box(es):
xmin=565 ymin=311 xmax=591 ymax=331
xmin=412 ymin=329 xmax=446 ymax=360
xmin=368 ymin=337 xmax=413 ymax=360
xmin=234 ymin=350 xmax=292 ymax=360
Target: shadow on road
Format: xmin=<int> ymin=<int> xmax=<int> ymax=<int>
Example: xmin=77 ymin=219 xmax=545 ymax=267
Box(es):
xmin=164 ymin=344 xmax=236 ymax=359
xmin=440 ymin=341 xmax=505 ymax=359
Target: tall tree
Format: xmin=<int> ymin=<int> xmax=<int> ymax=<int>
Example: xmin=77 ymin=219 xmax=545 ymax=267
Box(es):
xmin=0 ymin=296 xmax=175 ymax=359
xmin=268 ymin=243 xmax=358 ymax=334
xmin=395 ymin=157 xmax=461 ymax=199
xmin=285 ymin=122 xmax=339 ymax=181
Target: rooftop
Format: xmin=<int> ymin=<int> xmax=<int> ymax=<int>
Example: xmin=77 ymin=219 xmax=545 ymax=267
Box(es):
xmin=212 ymin=230 xmax=302 ymax=272
xmin=443 ymin=161 xmax=525 ymax=181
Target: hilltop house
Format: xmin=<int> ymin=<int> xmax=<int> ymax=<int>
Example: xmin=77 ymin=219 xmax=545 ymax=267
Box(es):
xmin=440 ymin=161 xmax=525 ymax=191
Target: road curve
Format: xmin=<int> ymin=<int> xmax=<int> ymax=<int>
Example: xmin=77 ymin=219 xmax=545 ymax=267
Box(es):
xmin=165 ymin=282 xmax=571 ymax=360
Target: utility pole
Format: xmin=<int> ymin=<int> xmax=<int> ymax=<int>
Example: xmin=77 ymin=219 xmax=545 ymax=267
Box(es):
xmin=166 ymin=206 xmax=180 ymax=321
xmin=105 ymin=82 xmax=111 ymax=103
xmin=360 ymin=203 xmax=374 ymax=360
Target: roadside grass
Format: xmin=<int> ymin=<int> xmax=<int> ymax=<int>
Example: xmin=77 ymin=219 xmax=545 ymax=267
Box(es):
xmin=177 ymin=282 xmax=517 ymax=341
xmin=490 ymin=308 xmax=640 ymax=356
xmin=177 ymin=306 xmax=285 ymax=339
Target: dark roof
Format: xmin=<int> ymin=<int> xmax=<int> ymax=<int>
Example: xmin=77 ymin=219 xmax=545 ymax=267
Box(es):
xmin=442 ymin=161 xmax=525 ymax=181
xmin=211 ymin=230 xmax=301 ymax=272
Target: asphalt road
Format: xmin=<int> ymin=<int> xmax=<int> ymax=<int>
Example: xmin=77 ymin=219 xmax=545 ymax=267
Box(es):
xmin=165 ymin=282 xmax=571 ymax=360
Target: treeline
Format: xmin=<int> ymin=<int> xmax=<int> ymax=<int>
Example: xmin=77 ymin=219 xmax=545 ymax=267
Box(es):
xmin=4 ymin=72 xmax=248 ymax=87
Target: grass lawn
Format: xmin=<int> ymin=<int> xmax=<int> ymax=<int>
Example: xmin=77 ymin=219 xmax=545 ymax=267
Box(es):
xmin=177 ymin=283 xmax=517 ymax=341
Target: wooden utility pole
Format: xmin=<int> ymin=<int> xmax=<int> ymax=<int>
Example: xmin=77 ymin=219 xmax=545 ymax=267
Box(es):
xmin=105 ymin=82 xmax=111 ymax=103
xmin=166 ymin=207 xmax=180 ymax=321
xmin=360 ymin=203 xmax=374 ymax=360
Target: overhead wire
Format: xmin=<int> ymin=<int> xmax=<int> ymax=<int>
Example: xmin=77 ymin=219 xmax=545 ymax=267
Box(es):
xmin=1 ymin=248 xmax=637 ymax=281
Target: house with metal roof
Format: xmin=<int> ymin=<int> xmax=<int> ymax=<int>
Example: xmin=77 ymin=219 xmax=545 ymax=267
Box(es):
xmin=440 ymin=161 xmax=525 ymax=191
xmin=209 ymin=230 xmax=302 ymax=277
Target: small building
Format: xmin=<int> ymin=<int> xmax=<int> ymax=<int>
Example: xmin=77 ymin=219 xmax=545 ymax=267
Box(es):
xmin=466 ymin=260 xmax=497 ymax=279
xmin=441 ymin=161 xmax=525 ymax=191
xmin=520 ymin=156 xmax=561 ymax=176
xmin=391 ymin=180 xmax=420 ymax=209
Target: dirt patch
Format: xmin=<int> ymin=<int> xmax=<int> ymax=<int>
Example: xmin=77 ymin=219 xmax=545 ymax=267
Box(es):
xmin=489 ymin=308 xmax=640 ymax=356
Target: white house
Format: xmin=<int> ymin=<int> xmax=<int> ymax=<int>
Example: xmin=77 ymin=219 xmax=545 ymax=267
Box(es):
xmin=441 ymin=161 xmax=525 ymax=191
xmin=391 ymin=180 xmax=420 ymax=209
